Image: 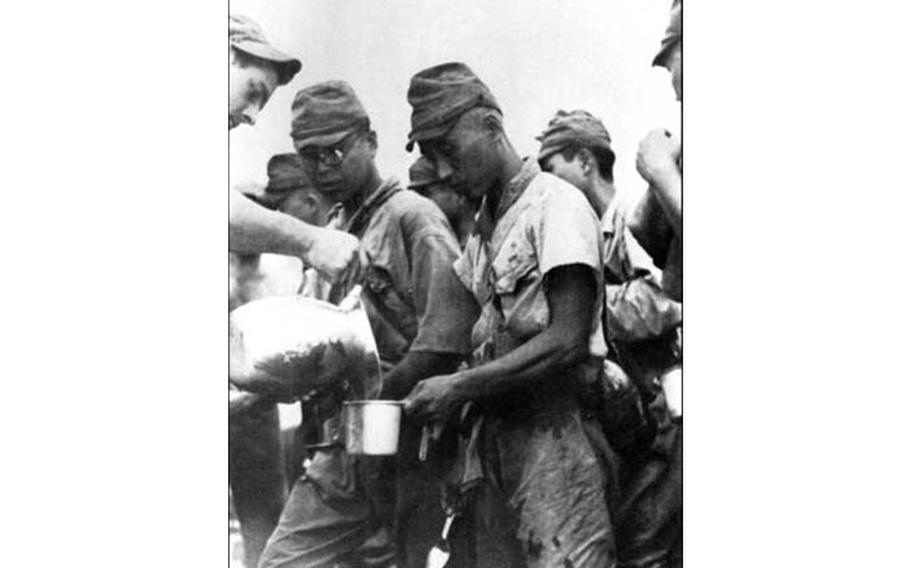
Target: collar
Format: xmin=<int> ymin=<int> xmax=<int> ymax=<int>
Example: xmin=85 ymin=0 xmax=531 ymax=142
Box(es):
xmin=475 ymin=158 xmax=540 ymax=241
xmin=343 ymin=177 xmax=402 ymax=236
xmin=600 ymin=195 xmax=621 ymax=236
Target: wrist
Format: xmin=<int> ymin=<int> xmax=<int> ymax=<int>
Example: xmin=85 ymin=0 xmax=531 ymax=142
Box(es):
xmin=293 ymin=221 xmax=321 ymax=258
xmin=449 ymin=370 xmax=476 ymax=401
xmin=649 ymin=166 xmax=680 ymax=192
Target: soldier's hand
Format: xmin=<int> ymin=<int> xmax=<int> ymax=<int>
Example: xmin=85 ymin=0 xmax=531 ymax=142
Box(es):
xmin=304 ymin=227 xmax=364 ymax=287
xmin=636 ymin=128 xmax=681 ymax=184
xmin=403 ymin=374 xmax=463 ymax=425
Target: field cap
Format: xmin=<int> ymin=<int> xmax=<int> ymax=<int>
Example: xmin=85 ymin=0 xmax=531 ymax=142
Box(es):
xmin=290 ymin=80 xmax=370 ymax=151
xmin=652 ymin=0 xmax=681 ymax=67
xmin=266 ymin=153 xmax=311 ymax=193
xmin=406 ymin=62 xmax=500 ymax=151
xmin=241 ymin=153 xmax=310 ymax=209
xmin=230 ymin=14 xmax=302 ymax=85
xmin=408 ymin=156 xmax=448 ymax=191
xmin=536 ymin=109 xmax=612 ymax=164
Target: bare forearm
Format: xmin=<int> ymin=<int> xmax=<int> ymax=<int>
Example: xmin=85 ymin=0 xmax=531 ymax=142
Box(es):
xmin=229 ymin=189 xmax=316 ymax=258
xmin=453 ymin=267 xmax=595 ymax=401
xmin=648 ymin=170 xmax=682 ymax=235
xmin=453 ymin=329 xmax=585 ymax=401
xmin=380 ymin=351 xmax=462 ymax=400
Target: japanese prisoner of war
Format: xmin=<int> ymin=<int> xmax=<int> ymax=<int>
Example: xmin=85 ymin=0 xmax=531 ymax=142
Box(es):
xmin=258 ymin=80 xmax=477 ymax=568
xmin=404 ymin=62 xmax=617 ymax=568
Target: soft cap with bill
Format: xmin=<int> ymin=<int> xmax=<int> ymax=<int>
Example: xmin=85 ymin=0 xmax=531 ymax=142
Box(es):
xmin=229 ymin=14 xmax=301 ymax=85
xmin=290 ymin=80 xmax=370 ymax=152
xmin=536 ymin=109 xmax=612 ymax=164
xmin=243 ymin=153 xmax=312 ymax=210
xmin=266 ymin=153 xmax=312 ymax=194
xmin=406 ymin=62 xmax=500 ymax=151
xmin=652 ymin=0 xmax=681 ymax=67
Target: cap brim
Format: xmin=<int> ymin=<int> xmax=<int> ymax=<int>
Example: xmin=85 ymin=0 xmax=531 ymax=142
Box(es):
xmin=536 ymin=146 xmax=560 ymax=165
xmin=407 ymin=180 xmax=432 ymax=191
xmin=245 ymin=191 xmax=285 ymax=210
xmin=405 ymin=122 xmax=453 ymax=152
xmin=233 ymin=41 xmax=302 ymax=85
xmin=265 ymin=180 xmax=309 ymax=194
xmin=293 ymin=129 xmax=355 ymax=150
xmin=651 ymin=38 xmax=679 ymax=68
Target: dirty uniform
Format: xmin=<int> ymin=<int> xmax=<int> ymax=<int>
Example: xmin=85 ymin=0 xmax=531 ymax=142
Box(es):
xmin=447 ymin=159 xmax=615 ymax=568
xmin=259 ymin=179 xmax=476 ymax=568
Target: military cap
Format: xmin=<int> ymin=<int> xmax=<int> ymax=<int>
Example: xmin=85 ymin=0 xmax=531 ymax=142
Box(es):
xmin=405 ymin=62 xmax=500 ymax=151
xmin=266 ymin=153 xmax=311 ymax=194
xmin=652 ymin=0 xmax=681 ymax=67
xmin=408 ymin=156 xmax=448 ymax=191
xmin=536 ymin=109 xmax=613 ymax=164
xmin=290 ymin=80 xmax=370 ymax=151
xmin=241 ymin=153 xmax=311 ymax=209
xmin=229 ymin=14 xmax=301 ymax=86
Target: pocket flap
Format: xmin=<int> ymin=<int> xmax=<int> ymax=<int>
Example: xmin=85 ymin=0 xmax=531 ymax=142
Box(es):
xmin=491 ymin=250 xmax=538 ymax=294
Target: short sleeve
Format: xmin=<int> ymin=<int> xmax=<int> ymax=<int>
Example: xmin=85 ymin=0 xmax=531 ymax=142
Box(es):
xmin=408 ymin=233 xmax=479 ymax=354
xmin=453 ymin=236 xmax=480 ymax=295
xmin=536 ymin=178 xmax=603 ymax=278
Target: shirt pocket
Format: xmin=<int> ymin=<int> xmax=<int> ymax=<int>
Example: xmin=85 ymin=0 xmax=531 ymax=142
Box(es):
xmin=363 ymin=265 xmax=418 ymax=347
xmin=489 ymin=239 xmax=547 ymax=338
xmin=491 ymin=239 xmax=539 ymax=296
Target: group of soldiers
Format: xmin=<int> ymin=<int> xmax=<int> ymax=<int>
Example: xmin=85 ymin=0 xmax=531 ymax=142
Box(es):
xmin=229 ymin=1 xmax=683 ymax=567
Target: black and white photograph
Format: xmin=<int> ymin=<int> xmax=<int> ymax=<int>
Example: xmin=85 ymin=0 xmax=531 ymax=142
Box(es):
xmin=229 ymin=1 xmax=682 ymax=567
xmin=9 ymin=1 xmax=910 ymax=567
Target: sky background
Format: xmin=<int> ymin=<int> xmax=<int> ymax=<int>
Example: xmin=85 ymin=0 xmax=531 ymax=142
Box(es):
xmin=229 ymin=0 xmax=680 ymax=207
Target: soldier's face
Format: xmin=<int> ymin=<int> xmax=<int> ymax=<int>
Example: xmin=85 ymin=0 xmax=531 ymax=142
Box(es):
xmin=298 ymin=131 xmax=377 ymax=204
xmin=419 ymin=110 xmax=500 ymax=202
xmin=229 ymin=52 xmax=279 ymax=129
xmin=278 ymin=187 xmax=334 ymax=226
xmin=541 ymin=152 xmax=588 ymax=192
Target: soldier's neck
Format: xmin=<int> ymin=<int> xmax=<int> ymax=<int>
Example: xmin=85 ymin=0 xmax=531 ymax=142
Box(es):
xmin=344 ymin=168 xmax=383 ymax=216
xmin=589 ymin=178 xmax=616 ymax=218
xmin=486 ymin=146 xmax=524 ymax=217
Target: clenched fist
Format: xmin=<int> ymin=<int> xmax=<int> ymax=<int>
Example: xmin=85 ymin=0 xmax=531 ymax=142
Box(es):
xmin=303 ymin=227 xmax=366 ymax=291
xmin=636 ymin=128 xmax=681 ymax=185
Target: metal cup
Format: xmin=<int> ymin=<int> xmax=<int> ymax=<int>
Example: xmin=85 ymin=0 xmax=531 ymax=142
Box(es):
xmin=342 ymin=400 xmax=404 ymax=455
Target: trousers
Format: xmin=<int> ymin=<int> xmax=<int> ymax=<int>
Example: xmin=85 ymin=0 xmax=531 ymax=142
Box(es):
xmin=450 ymin=397 xmax=617 ymax=568
xmin=230 ymin=400 xmax=289 ymax=568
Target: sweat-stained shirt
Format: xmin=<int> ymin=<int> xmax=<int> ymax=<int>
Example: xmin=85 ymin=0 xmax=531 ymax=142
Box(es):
xmin=448 ymin=159 xmax=615 ymax=568
xmin=261 ymin=178 xmax=480 ymax=568
xmin=455 ymin=159 xmax=607 ymax=367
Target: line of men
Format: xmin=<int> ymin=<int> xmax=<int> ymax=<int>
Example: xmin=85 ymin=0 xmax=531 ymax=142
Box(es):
xmin=228 ymin=1 xmax=683 ymax=566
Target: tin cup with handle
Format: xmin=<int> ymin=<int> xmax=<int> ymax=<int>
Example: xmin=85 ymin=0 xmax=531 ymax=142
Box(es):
xmin=343 ymin=400 xmax=405 ymax=455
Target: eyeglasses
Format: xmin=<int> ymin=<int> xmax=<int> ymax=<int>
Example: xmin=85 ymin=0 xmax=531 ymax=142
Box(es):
xmin=299 ymin=131 xmax=363 ymax=168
